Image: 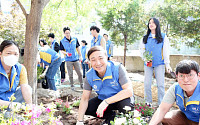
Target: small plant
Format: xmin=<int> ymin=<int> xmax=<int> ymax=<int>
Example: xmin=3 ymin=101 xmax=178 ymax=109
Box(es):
xmin=72 ymin=100 xmax=80 ymax=107
xmin=37 ymin=66 xmax=44 ymax=80
xmin=110 ymin=106 xmax=147 ymax=125
xmin=143 ymin=51 xmax=153 ymax=62
xmin=63 ymin=100 xmax=72 ymax=115
xmin=0 ymin=94 xmax=63 ymax=125
xmin=55 ymin=99 xmax=63 ymax=108
xmin=143 ymin=51 xmax=153 ymax=67
xmin=134 ymin=103 xmax=155 ymax=117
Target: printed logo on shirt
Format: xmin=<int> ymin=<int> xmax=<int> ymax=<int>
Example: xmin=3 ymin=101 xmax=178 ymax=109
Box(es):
xmin=191 ymin=107 xmax=200 ymax=114
xmin=93 ymin=85 xmax=99 ymax=91
xmin=110 ymin=80 xmax=118 ymax=87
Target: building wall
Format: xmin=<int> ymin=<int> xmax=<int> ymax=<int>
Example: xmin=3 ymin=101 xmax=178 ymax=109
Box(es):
xmin=112 ymin=55 xmax=200 ymax=72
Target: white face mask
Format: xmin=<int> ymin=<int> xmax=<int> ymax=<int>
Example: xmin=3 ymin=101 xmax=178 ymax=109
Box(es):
xmin=3 ymin=55 xmax=19 ymax=66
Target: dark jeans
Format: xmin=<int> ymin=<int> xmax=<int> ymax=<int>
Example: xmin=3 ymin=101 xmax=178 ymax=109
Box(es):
xmin=46 ymin=57 xmax=62 ymax=91
xmin=60 ymin=61 xmax=65 ymax=79
xmin=85 ymin=96 xmax=134 ymax=125
xmin=81 ymin=61 xmax=89 ymax=78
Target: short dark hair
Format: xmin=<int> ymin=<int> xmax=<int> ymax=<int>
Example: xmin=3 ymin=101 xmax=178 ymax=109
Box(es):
xmin=48 ymin=33 xmax=55 ymax=38
xmin=39 ymin=39 xmax=47 ymax=45
xmin=63 ymin=27 xmax=70 ymax=33
xmin=103 ymin=34 xmax=108 ymax=37
xmin=81 ymin=40 xmax=87 ymax=45
xmin=0 ymin=40 xmax=19 ymax=53
xmin=90 ymin=26 xmax=100 ymax=33
xmin=87 ymin=46 xmax=107 ymax=60
xmin=176 ymin=60 xmax=199 ymax=75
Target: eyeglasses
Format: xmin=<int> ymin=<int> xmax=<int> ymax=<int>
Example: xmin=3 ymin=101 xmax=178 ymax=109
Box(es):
xmin=177 ymin=73 xmax=196 ymax=80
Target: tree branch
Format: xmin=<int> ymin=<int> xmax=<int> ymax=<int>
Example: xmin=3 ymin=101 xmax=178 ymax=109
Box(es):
xmin=43 ymin=0 xmax=50 ymax=8
xmin=74 ymin=0 xmax=78 ymax=17
xmin=57 ymin=0 xmax=64 ymax=9
xmin=15 ymin=0 xmax=27 ymax=18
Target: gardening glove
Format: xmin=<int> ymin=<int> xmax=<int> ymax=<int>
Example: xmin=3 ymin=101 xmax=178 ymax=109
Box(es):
xmin=96 ymin=100 xmax=109 ymax=118
xmin=165 ymin=64 xmax=172 ymax=73
xmin=66 ymin=52 xmax=72 ymax=57
xmin=76 ymin=121 xmax=84 ymax=125
xmin=79 ymin=56 xmax=83 ymax=62
xmin=39 ymin=67 xmax=48 ymax=78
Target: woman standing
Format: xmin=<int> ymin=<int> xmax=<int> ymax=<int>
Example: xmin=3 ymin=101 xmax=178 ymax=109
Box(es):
xmin=0 ymin=40 xmax=32 ymax=107
xmin=139 ymin=18 xmax=172 ymax=106
xmin=80 ymin=40 xmax=89 ymax=79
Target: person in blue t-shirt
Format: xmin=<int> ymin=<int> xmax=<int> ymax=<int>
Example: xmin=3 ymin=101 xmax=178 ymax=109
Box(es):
xmin=39 ymin=39 xmax=62 ymax=91
xmin=0 ymin=40 xmax=32 ymax=108
xmin=76 ymin=46 xmax=134 ymax=125
xmin=90 ymin=26 xmax=106 ymax=50
xmin=103 ymin=34 xmax=113 ymax=60
xmin=80 ymin=40 xmax=89 ymax=78
xmin=150 ymin=60 xmax=200 ymax=125
xmin=60 ymin=27 xmax=83 ymax=89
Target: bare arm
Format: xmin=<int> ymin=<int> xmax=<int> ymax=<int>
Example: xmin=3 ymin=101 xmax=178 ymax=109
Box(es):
xmin=77 ymin=90 xmax=91 ymax=121
xmin=149 ymin=102 xmax=173 ymax=125
xmin=100 ymin=38 xmax=106 ymax=50
xmin=61 ymin=50 xmax=68 ymax=55
xmin=76 ymin=47 xmax=83 ymax=61
xmin=106 ymin=82 xmax=133 ymax=104
xmin=21 ymin=84 xmax=32 ymax=104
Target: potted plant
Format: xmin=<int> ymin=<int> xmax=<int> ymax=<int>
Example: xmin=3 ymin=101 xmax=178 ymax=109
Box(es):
xmin=143 ymin=51 xmax=153 ymax=67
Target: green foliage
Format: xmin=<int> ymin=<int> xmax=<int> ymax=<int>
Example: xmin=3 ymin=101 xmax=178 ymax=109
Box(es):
xmin=110 ymin=106 xmax=147 ymax=125
xmin=0 ymin=2 xmax=25 ymax=46
xmin=134 ymin=103 xmax=155 ymax=117
xmin=72 ymin=100 xmax=80 ymax=107
xmin=37 ymin=67 xmax=44 ymax=80
xmin=152 ymin=0 xmax=200 ymax=48
xmin=143 ymin=51 xmax=153 ymax=62
xmin=98 ymin=0 xmax=145 ymax=46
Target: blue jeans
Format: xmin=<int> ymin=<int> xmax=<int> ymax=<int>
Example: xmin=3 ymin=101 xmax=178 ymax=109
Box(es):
xmin=144 ymin=65 xmax=165 ymax=105
xmin=46 ymin=57 xmax=62 ymax=91
xmin=81 ymin=61 xmax=89 ymax=78
xmin=54 ymin=68 xmax=61 ymax=85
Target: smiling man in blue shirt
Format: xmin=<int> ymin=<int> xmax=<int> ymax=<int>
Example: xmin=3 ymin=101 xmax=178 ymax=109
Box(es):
xmin=150 ymin=60 xmax=200 ymax=125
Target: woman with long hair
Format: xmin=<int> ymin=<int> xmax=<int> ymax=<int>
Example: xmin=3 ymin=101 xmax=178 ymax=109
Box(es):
xmin=139 ymin=18 xmax=172 ymax=106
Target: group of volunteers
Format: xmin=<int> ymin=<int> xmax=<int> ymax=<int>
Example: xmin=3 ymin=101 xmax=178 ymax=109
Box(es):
xmin=0 ymin=17 xmax=199 ymax=125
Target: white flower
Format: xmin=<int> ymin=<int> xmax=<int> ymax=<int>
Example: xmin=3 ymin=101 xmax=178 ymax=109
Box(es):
xmin=133 ymin=118 xmax=140 ymax=124
xmin=114 ymin=117 xmax=126 ymax=125
xmin=123 ymin=106 xmax=131 ymax=111
xmin=134 ymin=110 xmax=141 ymax=117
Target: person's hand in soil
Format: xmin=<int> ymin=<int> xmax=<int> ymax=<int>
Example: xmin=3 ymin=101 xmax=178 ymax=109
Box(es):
xmin=96 ymin=100 xmax=109 ymax=118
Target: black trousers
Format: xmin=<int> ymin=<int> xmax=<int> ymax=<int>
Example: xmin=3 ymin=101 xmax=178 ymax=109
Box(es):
xmin=60 ymin=61 xmax=65 ymax=79
xmin=85 ymin=96 xmax=134 ymax=124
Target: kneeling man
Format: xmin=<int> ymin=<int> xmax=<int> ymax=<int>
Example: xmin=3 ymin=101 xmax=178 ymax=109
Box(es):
xmin=150 ymin=60 xmax=200 ymax=125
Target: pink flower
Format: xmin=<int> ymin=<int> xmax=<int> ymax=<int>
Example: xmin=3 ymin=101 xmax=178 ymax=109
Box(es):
xmin=52 ymin=119 xmax=63 ymax=125
xmin=56 ymin=99 xmax=63 ymax=104
xmin=142 ymin=112 xmax=144 ymax=114
xmin=139 ymin=106 xmax=142 ymax=109
xmin=21 ymin=121 xmax=31 ymax=125
xmin=46 ymin=108 xmax=51 ymax=113
xmin=64 ymin=101 xmax=70 ymax=108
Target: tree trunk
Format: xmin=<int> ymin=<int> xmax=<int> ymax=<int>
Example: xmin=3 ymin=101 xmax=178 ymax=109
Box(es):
xmin=16 ymin=0 xmax=50 ymax=104
xmin=123 ymin=34 xmax=127 ymax=66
